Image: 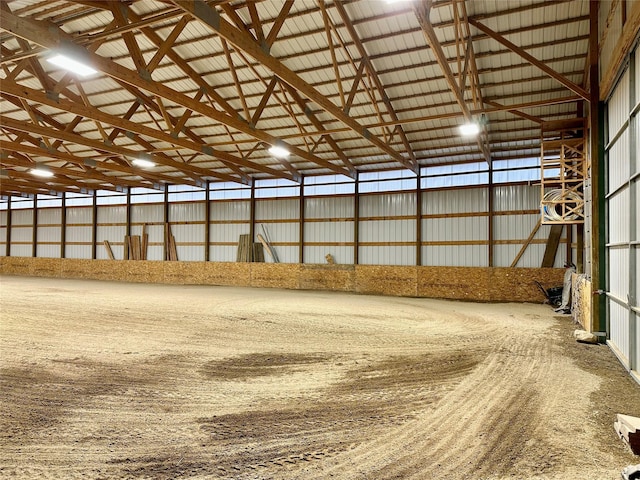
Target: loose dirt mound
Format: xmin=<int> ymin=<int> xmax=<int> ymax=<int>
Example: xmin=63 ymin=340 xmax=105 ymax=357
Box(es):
xmin=0 ymin=276 xmax=638 ymax=479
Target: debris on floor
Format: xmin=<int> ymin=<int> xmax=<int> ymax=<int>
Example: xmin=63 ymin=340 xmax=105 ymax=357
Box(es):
xmin=621 ymin=464 xmax=640 ymax=480
xmin=615 ymin=414 xmax=640 ymax=455
xmin=574 ymin=329 xmax=598 ymax=344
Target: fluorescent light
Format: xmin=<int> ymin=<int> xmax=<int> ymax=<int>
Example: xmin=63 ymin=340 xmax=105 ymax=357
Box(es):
xmin=459 ymin=123 xmax=480 ymax=136
xmin=268 ymin=145 xmax=290 ymax=158
xmin=31 ymin=167 xmax=54 ymax=178
xmin=47 ymin=54 xmax=97 ymax=77
xmin=132 ymin=157 xmax=155 ymax=168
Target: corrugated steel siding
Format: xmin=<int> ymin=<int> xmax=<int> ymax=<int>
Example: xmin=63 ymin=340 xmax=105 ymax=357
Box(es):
xmin=96 ymin=206 xmax=126 ymax=260
xmin=9 ymin=210 xmax=33 ymax=257
xmin=255 ymin=199 xmax=299 ymax=264
xmin=170 ymin=203 xmax=205 ymax=261
xmin=209 ymin=200 xmax=250 ymax=262
xmin=605 ymin=43 xmax=636 ymax=376
xmin=36 ymin=208 xmax=62 ymax=258
xmin=359 ymin=193 xmax=416 ymax=266
xmin=0 ymin=211 xmax=7 ymax=245
xmin=422 ymin=188 xmax=489 ymax=267
xmin=65 ymin=207 xmax=92 ymax=259
xmin=304 ymin=196 xmax=354 ymax=264
xmin=608 ymin=70 xmax=629 ymax=138
xmin=609 ymin=300 xmax=630 ymax=366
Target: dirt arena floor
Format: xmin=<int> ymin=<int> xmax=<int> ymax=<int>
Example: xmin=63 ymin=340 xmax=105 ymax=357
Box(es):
xmin=1 ymin=275 xmax=639 ymax=479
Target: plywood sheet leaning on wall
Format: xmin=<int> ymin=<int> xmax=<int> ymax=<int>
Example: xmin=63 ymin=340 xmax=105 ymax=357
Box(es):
xmin=571 ymin=273 xmax=592 ymax=331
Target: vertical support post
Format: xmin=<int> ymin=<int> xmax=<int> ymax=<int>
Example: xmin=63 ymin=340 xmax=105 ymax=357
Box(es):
xmin=354 ymin=172 xmax=360 ymax=265
xmin=204 ymin=181 xmax=210 ymax=262
xmin=163 ymin=186 xmax=169 ymax=261
xmin=32 ymin=194 xmax=38 ymax=258
xmin=488 ymin=162 xmax=494 ymax=267
xmin=299 ymin=176 xmax=305 ymax=264
xmin=5 ymin=196 xmax=11 ymax=257
xmin=125 ymin=188 xmax=132 ymax=238
xmin=91 ymin=190 xmax=98 ymax=260
xmin=416 ymin=169 xmax=422 ymax=266
xmin=249 ymin=179 xmax=256 ymax=245
xmin=628 ymin=46 xmax=637 ymax=372
xmin=61 ymin=192 xmax=66 ymax=259
xmin=589 ymin=0 xmax=606 ymax=334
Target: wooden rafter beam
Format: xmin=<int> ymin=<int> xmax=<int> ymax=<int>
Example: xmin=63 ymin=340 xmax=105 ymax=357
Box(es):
xmin=0 ymin=10 xmax=348 ymax=180
xmin=169 ymin=0 xmax=406 ymax=173
xmin=1 ymin=139 xmax=183 ymax=189
xmin=413 ymin=0 xmax=491 ymax=164
xmin=468 ymin=18 xmax=589 ymax=101
xmin=332 ymin=0 xmax=418 ymax=172
xmin=0 ymin=81 xmax=286 ymax=183
xmin=280 ymin=82 xmax=356 ymax=175
xmin=265 ymin=1 xmax=293 ymax=48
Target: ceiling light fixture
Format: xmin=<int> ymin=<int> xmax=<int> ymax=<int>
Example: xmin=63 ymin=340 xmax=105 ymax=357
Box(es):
xmin=30 ymin=166 xmax=54 ymax=178
xmin=459 ymin=122 xmax=480 ymax=136
xmin=47 ymin=53 xmax=97 ymax=77
xmin=132 ymin=157 xmax=156 ymax=168
xmin=268 ymin=144 xmax=290 ymax=158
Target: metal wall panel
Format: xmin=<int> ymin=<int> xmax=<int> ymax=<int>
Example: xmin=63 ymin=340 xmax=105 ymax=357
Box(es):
xmin=96 ymin=205 xmax=126 ymax=260
xmin=359 ymin=246 xmax=414 ymax=266
xmin=361 ymin=192 xmax=416 ymax=217
xmin=255 ymin=198 xmax=299 ymax=220
xmin=173 ymin=223 xmax=205 ymax=262
xmin=605 ymin=45 xmax=636 ymax=377
xmin=209 ymin=245 xmax=237 ymax=263
xmin=359 ymin=192 xmax=416 ymax=265
xmin=493 ymin=184 xmax=538 ymax=212
xmin=608 ymin=130 xmax=630 ymax=192
xmin=423 ymin=245 xmax=488 ymax=267
xmin=210 ymin=200 xmax=250 ymax=262
xmin=305 ymin=196 xmax=354 ymax=219
xmin=255 ymin=199 xmax=299 ymax=263
xmin=609 ymin=300 xmax=630 ymax=366
xmin=0 ymin=211 xmax=7 ymax=244
xmin=609 ymin=247 xmax=630 ymax=300
xmin=36 ymin=208 xmax=62 ymax=258
xmin=131 ymin=204 xmax=164 ymax=224
xmin=423 ymin=188 xmax=487 ymax=214
xmin=609 ymin=188 xmax=630 ymax=244
xmin=9 ymin=210 xmax=33 ymax=257
xmin=608 ymin=69 xmax=629 ymax=140
xmin=33 ymin=208 xmax=61 ymax=258
xmin=304 ymin=197 xmax=354 ymax=264
xmin=304 ymin=246 xmax=354 ymax=265
xmin=65 ymin=245 xmax=92 ymax=259
xmin=169 ymin=202 xmax=205 ymax=222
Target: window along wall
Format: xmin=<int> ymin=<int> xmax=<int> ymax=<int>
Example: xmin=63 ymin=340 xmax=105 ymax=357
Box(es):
xmin=0 ymin=164 xmax=575 ymax=268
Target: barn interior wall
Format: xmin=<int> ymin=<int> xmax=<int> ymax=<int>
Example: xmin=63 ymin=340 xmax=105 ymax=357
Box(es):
xmin=0 ymin=182 xmax=573 ymax=270
xmin=0 ymin=256 xmax=563 ymax=304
